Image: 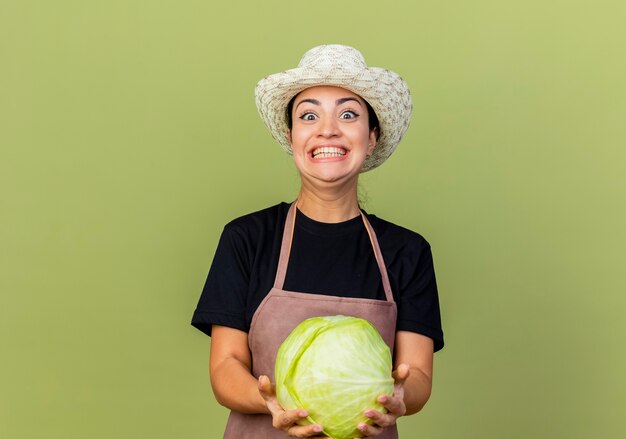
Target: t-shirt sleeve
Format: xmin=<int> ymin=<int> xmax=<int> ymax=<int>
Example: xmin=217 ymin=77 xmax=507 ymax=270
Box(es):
xmin=396 ymin=240 xmax=445 ymax=352
xmin=191 ymin=223 xmax=251 ymax=337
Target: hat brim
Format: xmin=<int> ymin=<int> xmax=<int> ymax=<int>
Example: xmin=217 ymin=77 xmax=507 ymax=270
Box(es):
xmin=255 ymin=65 xmax=412 ymax=172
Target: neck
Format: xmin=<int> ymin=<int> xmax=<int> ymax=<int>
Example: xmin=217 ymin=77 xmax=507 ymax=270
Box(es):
xmin=296 ymin=179 xmax=361 ymax=223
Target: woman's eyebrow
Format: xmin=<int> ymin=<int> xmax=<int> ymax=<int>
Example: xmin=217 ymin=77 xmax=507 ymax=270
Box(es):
xmin=295 ymin=98 xmax=321 ymax=109
xmin=295 ymin=97 xmax=363 ymax=110
xmin=336 ymin=97 xmax=363 ymax=107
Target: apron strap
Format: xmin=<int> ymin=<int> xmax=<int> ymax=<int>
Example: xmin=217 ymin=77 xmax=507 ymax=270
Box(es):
xmin=273 ymin=202 xmax=395 ymax=303
xmin=273 ymin=201 xmax=298 ymax=293
xmin=360 ymin=211 xmax=395 ymax=303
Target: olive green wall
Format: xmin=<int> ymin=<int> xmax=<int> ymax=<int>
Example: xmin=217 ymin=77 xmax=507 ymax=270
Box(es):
xmin=2 ymin=1 xmax=625 ymax=438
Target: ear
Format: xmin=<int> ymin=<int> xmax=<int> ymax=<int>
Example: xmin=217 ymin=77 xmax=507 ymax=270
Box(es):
xmin=287 ymin=128 xmax=292 ymax=145
xmin=367 ymin=128 xmax=378 ymax=156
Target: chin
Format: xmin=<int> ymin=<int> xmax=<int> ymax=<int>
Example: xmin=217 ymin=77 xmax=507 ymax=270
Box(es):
xmin=295 ymin=160 xmax=365 ymax=186
xmin=305 ymin=170 xmax=360 ymax=185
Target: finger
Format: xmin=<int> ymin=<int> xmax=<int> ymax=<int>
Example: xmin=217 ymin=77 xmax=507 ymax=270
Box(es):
xmin=276 ymin=408 xmax=309 ymax=429
xmin=364 ymin=407 xmax=396 ymax=428
xmin=286 ymin=423 xmax=325 ymax=437
xmin=357 ymin=422 xmax=383 ymax=437
xmin=377 ymin=394 xmax=406 ymax=418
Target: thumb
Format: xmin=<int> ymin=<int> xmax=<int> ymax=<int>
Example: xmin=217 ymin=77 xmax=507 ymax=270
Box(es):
xmin=392 ymin=364 xmax=410 ymax=401
xmin=258 ymin=375 xmax=275 ymax=400
xmin=393 ymin=363 xmax=410 ymax=384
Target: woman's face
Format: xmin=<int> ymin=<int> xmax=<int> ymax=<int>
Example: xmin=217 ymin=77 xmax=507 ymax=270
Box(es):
xmin=288 ymin=85 xmax=377 ymax=186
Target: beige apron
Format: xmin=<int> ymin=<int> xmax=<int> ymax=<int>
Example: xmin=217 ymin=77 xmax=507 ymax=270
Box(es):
xmin=223 ymin=202 xmax=399 ymax=439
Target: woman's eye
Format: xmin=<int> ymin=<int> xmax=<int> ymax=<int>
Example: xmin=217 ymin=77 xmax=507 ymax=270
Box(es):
xmin=299 ymin=112 xmax=317 ymax=121
xmin=340 ymin=110 xmax=358 ymax=119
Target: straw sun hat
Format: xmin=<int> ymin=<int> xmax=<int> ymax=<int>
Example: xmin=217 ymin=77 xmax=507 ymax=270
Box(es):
xmin=255 ymin=44 xmax=413 ymax=172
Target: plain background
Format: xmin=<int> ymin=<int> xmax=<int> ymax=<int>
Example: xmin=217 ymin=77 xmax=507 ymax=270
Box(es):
xmin=2 ymin=1 xmax=625 ymax=438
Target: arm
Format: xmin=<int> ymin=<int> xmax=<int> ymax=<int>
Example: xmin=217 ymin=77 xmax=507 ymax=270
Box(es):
xmin=358 ymin=331 xmax=434 ymax=436
xmin=209 ymin=325 xmax=267 ymax=413
xmin=210 ymin=325 xmax=326 ymax=437
xmin=393 ymin=330 xmax=434 ymax=415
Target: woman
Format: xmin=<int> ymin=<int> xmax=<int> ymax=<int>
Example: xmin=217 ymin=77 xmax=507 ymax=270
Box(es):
xmin=192 ymin=45 xmax=444 ymax=438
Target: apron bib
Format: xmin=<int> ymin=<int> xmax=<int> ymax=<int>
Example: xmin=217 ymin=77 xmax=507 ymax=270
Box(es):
xmin=223 ymin=202 xmax=399 ymax=439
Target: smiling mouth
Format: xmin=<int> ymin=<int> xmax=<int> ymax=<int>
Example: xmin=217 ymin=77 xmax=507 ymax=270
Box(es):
xmin=311 ymin=146 xmax=347 ymax=158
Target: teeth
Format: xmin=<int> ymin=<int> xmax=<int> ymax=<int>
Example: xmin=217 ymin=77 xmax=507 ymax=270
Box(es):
xmin=312 ymin=147 xmax=346 ymax=158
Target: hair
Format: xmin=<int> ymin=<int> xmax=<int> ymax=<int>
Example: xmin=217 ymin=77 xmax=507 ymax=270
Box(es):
xmin=286 ymin=94 xmax=380 ymax=139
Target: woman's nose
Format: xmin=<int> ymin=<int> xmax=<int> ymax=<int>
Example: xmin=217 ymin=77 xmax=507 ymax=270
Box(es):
xmin=318 ymin=116 xmax=339 ymax=137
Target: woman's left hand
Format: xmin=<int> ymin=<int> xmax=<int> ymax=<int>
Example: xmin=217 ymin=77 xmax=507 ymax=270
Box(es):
xmin=355 ymin=363 xmax=410 ymax=438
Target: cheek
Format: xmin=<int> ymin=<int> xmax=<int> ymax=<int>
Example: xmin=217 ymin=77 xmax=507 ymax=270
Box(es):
xmin=289 ymin=127 xmax=311 ymax=151
xmin=351 ymin=125 xmax=374 ymax=146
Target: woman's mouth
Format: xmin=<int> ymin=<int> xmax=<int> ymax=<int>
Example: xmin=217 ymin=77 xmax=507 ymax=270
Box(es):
xmin=311 ymin=146 xmax=347 ymax=158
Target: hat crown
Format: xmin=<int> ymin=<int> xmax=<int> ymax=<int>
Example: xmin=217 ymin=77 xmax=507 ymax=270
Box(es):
xmin=297 ymin=44 xmax=367 ymax=70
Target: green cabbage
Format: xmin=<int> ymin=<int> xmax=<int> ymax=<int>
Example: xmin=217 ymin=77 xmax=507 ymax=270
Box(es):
xmin=275 ymin=315 xmax=394 ymax=439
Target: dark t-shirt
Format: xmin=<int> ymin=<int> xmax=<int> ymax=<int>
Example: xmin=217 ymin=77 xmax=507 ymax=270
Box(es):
xmin=191 ymin=202 xmax=444 ymax=352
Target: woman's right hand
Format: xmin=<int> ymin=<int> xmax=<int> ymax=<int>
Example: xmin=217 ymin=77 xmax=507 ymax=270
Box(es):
xmin=258 ymin=375 xmax=328 ymax=438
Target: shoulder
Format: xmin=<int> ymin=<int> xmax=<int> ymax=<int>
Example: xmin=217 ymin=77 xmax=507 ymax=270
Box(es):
xmin=222 ymin=202 xmax=290 ymax=238
xmin=217 ymin=202 xmax=290 ymax=249
xmin=364 ymin=212 xmax=432 ymax=254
